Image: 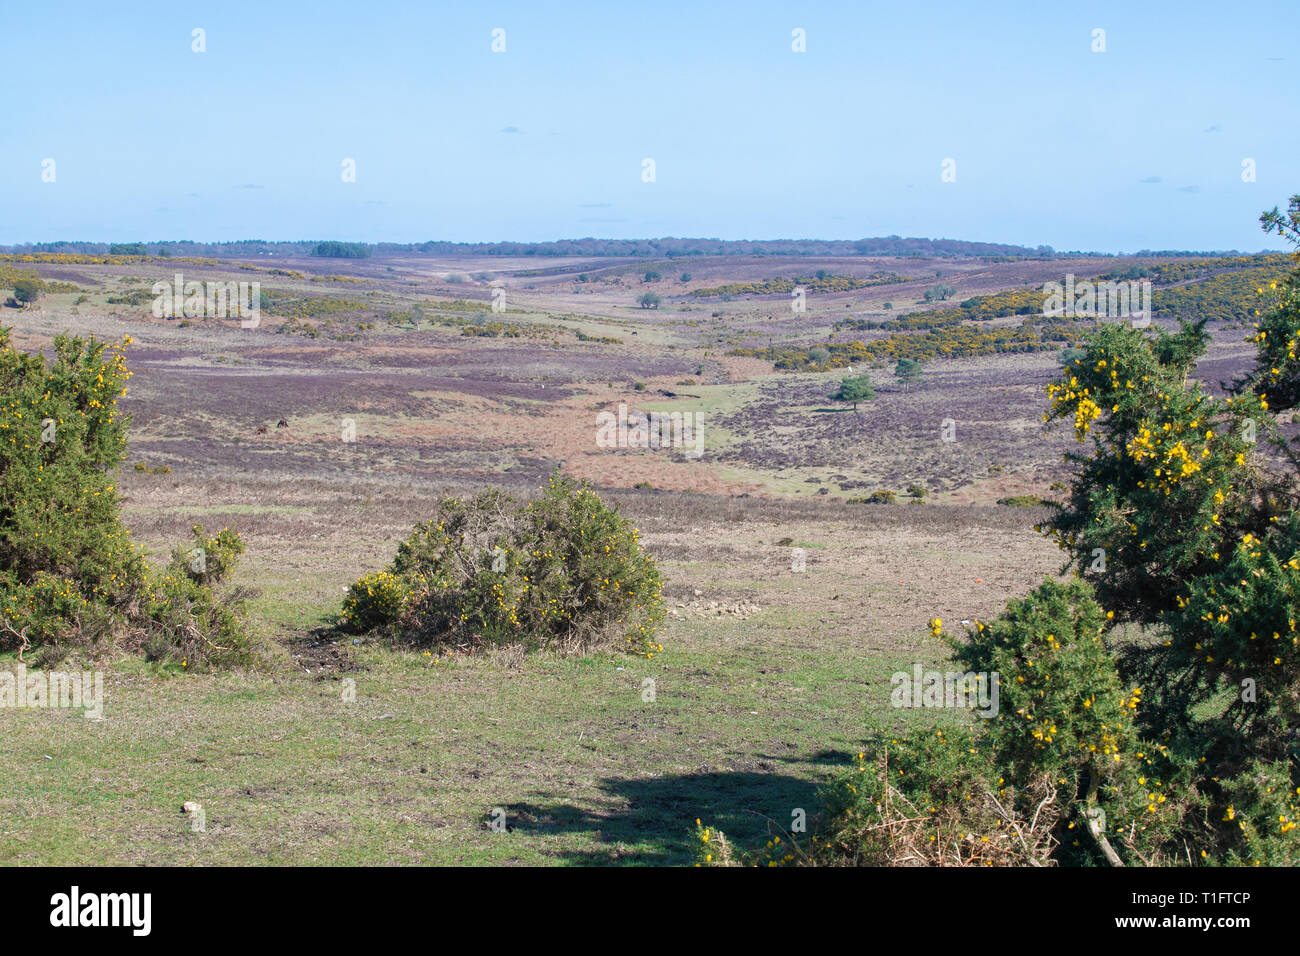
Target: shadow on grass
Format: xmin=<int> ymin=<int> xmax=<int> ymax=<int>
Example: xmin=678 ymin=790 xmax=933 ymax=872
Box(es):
xmin=504 ymin=769 xmax=826 ymax=866
xmin=810 ymin=407 xmax=856 ymax=413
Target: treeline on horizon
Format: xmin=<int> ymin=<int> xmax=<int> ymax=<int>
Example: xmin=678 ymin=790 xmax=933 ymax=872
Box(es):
xmin=0 ymin=237 xmax=1272 ymax=260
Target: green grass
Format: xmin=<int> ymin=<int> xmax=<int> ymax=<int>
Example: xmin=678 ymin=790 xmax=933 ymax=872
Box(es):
xmin=0 ymin=623 xmax=900 ymax=865
xmin=0 ymin=558 xmax=957 ymax=865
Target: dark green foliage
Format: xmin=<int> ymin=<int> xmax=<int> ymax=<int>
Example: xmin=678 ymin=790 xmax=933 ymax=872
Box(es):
xmin=342 ymin=475 xmax=666 ymax=656
xmin=894 ymin=358 xmax=923 ymax=389
xmin=11 ymin=277 xmax=45 ymax=306
xmin=0 ymin=328 xmax=138 ymax=599
xmin=311 ymin=241 xmax=371 ymax=259
xmin=141 ymin=524 xmax=253 ymax=668
xmin=105 ymin=289 xmax=153 ymax=306
xmin=0 ymin=324 xmax=253 ymax=668
xmin=829 ymin=374 xmax=875 ymax=409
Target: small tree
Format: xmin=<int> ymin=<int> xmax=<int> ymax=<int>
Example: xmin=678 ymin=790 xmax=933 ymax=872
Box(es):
xmin=638 ymin=292 xmax=661 ymax=309
xmin=643 ymin=270 xmax=661 ymax=283
xmin=12 ymin=277 xmax=45 ymax=308
xmin=894 ymin=358 xmax=923 ymax=390
xmin=830 ymin=374 xmax=875 ymax=410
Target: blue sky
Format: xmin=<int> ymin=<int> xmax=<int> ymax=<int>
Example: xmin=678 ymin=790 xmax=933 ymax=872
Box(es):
xmin=1 ymin=0 xmax=1296 ymax=251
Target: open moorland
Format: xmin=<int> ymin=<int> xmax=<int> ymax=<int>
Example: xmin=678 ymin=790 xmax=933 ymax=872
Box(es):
xmin=0 ymin=248 xmax=1285 ymax=864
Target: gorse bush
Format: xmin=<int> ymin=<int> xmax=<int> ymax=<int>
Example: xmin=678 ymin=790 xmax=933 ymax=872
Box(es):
xmin=1027 ymin=202 xmax=1300 ymax=865
xmin=702 ymin=579 xmax=1208 ymax=867
xmin=174 ymin=524 xmax=245 ymax=588
xmin=0 ymin=324 xmax=253 ymax=668
xmin=692 ymin=273 xmax=904 ymax=298
xmin=1 ymin=573 xmax=102 ymax=654
xmin=341 ymin=474 xmax=666 ymax=656
xmin=342 ymin=570 xmax=412 ymax=633
xmin=813 ymin=730 xmax=1067 ymax=867
xmin=952 ymin=580 xmax=1136 ymax=784
xmin=944 ymin=580 xmax=1207 ymax=867
xmin=0 ymin=327 xmax=140 ymax=600
xmin=1041 ymin=313 xmax=1298 ymax=763
xmin=138 ymin=524 xmax=253 ymax=668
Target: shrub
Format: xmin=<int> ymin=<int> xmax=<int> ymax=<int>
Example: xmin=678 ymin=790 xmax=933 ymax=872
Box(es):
xmin=105 ymin=289 xmax=153 ymax=306
xmin=341 ymin=475 xmax=665 ymax=656
xmin=1039 ymin=310 xmax=1296 ymax=770
xmin=0 ymin=572 xmax=104 ymax=651
xmin=341 ymin=570 xmax=412 ymax=633
xmin=952 ymin=581 xmax=1133 ymax=780
xmin=814 ymin=732 xmax=1066 ymax=866
xmin=139 ymin=535 xmax=254 ymax=669
xmin=699 ymin=579 xmax=1203 ymax=867
xmin=0 ymin=324 xmax=252 ymax=668
xmin=0 ymin=327 xmax=141 ymax=599
xmin=174 ymin=524 xmax=245 ymax=587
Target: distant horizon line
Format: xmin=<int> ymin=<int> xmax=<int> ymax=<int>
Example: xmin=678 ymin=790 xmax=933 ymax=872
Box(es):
xmin=0 ymin=236 xmax=1284 ymax=260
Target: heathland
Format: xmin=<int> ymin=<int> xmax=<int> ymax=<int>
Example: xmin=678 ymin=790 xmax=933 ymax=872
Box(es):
xmin=1 ymin=240 xmax=1292 ymax=864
